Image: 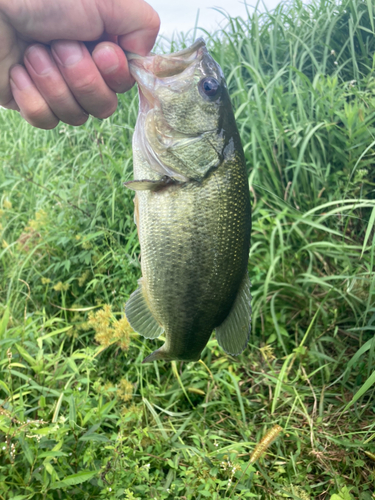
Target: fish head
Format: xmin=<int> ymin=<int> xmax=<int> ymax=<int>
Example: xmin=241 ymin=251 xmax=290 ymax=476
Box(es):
xmin=128 ymin=39 xmax=239 ymax=182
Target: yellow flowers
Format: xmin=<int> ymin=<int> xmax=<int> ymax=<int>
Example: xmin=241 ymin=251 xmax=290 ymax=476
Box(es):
xmin=17 ymin=210 xmax=48 ymax=252
xmin=117 ymin=379 xmax=133 ymax=402
xmin=78 ymin=270 xmax=90 ymax=287
xmin=88 ymin=304 xmax=132 ymax=351
xmin=278 ymin=485 xmax=310 ymax=500
xmin=93 ymin=379 xmax=116 ymax=398
xmin=259 ymin=344 xmax=276 ymax=362
xmin=93 ymin=377 xmax=133 ymax=404
xmin=3 ymin=199 xmax=12 ymax=209
xmin=53 ymin=281 xmax=70 ymax=292
xmin=25 ymin=209 xmax=48 ymax=231
xmin=81 ymin=239 xmax=92 ymax=250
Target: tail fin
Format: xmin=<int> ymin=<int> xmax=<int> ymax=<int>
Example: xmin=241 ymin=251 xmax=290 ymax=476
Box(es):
xmin=142 ymin=345 xmax=171 ymax=363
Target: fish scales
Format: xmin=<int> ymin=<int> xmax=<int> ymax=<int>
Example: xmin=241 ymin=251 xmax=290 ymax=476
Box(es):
xmin=125 ymin=39 xmax=252 ymax=362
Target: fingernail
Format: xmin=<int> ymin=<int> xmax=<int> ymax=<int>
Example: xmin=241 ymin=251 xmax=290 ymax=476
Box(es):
xmin=93 ymin=45 xmax=119 ymax=74
xmin=25 ymin=46 xmax=53 ymax=75
xmin=52 ymin=41 xmax=83 ymax=67
xmin=10 ymin=66 xmax=32 ymax=91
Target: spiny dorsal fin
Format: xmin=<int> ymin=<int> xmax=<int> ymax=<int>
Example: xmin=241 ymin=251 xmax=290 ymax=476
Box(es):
xmin=215 ymin=273 xmax=251 ymax=355
xmin=125 ymin=281 xmax=164 ymax=339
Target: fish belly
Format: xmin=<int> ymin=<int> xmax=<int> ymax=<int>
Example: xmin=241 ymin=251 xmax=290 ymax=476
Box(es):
xmin=136 ymin=153 xmax=251 ymax=361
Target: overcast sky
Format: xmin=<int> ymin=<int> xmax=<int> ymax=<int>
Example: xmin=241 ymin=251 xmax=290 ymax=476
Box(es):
xmin=148 ymin=0 xmax=282 ymax=40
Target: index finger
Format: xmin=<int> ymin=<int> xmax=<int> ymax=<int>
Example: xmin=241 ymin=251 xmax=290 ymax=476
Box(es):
xmin=96 ymin=0 xmax=160 ymax=55
xmin=1 ymin=0 xmax=160 ymax=49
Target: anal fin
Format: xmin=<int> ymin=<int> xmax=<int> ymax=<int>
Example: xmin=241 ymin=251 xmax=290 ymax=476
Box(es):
xmin=216 ymin=273 xmax=251 ymax=356
xmin=125 ymin=281 xmax=164 ymax=339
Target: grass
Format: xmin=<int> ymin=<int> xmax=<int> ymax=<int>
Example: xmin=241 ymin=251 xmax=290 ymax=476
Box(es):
xmin=1 ymin=0 xmax=375 ymax=498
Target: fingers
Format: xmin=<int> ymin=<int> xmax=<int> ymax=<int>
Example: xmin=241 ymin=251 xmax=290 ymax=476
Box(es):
xmin=0 ymin=12 xmax=25 ymax=109
xmin=1 ymin=0 xmax=160 ymax=129
xmin=24 ymin=44 xmax=88 ymax=126
xmin=51 ymin=40 xmax=118 ymax=119
xmin=3 ymin=98 xmax=19 ymax=111
xmin=117 ymin=5 xmax=161 ymax=56
xmin=92 ymin=42 xmax=134 ymax=93
xmin=97 ymin=0 xmax=160 ymax=55
xmin=10 ymin=65 xmax=59 ymax=129
xmin=2 ymin=0 xmax=160 ymax=55
xmin=10 ymin=40 xmax=126 ymax=128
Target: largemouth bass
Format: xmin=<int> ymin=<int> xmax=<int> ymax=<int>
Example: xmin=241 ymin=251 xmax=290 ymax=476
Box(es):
xmin=124 ymin=39 xmax=251 ymax=363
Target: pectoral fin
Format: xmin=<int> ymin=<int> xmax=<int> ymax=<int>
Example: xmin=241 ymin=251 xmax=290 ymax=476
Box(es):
xmin=124 ymin=176 xmax=177 ymax=191
xmin=215 ymin=273 xmax=251 ymax=355
xmin=125 ymin=280 xmax=164 ymax=339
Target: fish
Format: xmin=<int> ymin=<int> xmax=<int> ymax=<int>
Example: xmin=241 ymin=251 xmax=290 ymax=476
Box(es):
xmin=124 ymin=38 xmax=251 ymax=363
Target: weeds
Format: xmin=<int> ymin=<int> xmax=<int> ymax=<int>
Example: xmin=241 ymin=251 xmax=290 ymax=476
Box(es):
xmin=1 ymin=0 xmax=375 ymax=498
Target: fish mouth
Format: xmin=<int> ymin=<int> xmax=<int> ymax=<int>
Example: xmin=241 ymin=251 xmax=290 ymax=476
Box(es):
xmin=127 ymin=38 xmax=206 ymax=112
xmin=127 ymin=39 xmax=209 ymax=181
xmin=127 ymin=38 xmax=206 ymax=80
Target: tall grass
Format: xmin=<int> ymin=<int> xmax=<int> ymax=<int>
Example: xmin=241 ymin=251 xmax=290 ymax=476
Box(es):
xmin=1 ymin=0 xmax=375 ymax=498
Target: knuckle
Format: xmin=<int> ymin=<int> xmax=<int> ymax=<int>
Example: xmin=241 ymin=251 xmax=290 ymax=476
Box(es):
xmin=73 ymin=73 xmax=98 ymax=96
xmin=48 ymin=87 xmax=70 ymax=103
xmin=142 ymin=5 xmax=160 ymax=33
xmin=25 ymin=101 xmax=49 ymax=121
xmin=149 ymin=10 xmax=161 ymax=33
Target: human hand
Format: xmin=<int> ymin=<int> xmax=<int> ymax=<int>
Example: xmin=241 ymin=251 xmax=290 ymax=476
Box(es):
xmin=0 ymin=0 xmax=160 ymax=129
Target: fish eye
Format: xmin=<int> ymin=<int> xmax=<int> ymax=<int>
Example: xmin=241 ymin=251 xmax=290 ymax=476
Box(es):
xmin=198 ymin=77 xmax=220 ymax=99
